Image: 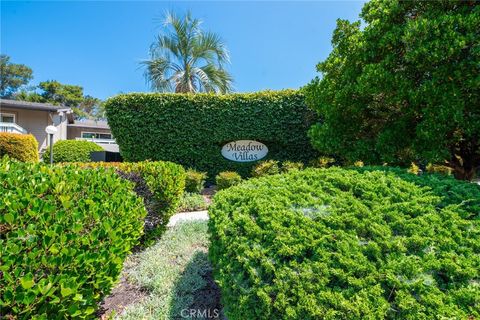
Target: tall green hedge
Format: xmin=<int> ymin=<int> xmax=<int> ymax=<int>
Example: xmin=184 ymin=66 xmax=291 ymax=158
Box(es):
xmin=209 ymin=168 xmax=480 ymax=319
xmin=105 ymin=90 xmax=317 ymax=178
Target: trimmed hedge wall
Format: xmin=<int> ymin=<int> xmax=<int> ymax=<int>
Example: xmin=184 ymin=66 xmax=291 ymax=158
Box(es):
xmin=0 ymin=133 xmax=38 ymax=162
xmin=43 ymin=140 xmax=104 ymax=163
xmin=0 ymin=158 xmax=146 ymax=318
xmin=208 ymin=168 xmax=480 ymax=319
xmin=105 ymin=90 xmax=317 ymax=179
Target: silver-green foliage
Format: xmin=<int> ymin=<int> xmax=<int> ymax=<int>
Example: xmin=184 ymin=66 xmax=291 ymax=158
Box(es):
xmin=118 ymin=221 xmax=213 ymax=320
xmin=209 ymin=168 xmax=480 ymax=319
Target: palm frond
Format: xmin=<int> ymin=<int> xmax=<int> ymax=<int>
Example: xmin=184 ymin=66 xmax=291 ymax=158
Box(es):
xmin=141 ymin=58 xmax=174 ymax=92
xmin=141 ymin=10 xmax=233 ymax=94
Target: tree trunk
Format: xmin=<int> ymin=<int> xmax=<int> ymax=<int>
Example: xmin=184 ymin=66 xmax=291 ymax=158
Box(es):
xmin=449 ymin=153 xmax=478 ymax=181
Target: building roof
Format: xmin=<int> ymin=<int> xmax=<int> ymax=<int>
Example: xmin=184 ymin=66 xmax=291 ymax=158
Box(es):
xmin=68 ymin=119 xmax=110 ymax=129
xmin=0 ymin=99 xmax=72 ymax=113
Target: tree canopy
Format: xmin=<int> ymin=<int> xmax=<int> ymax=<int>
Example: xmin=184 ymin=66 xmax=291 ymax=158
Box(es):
xmin=0 ymin=54 xmax=33 ymax=98
xmin=142 ymin=11 xmax=233 ymax=93
xmin=16 ymin=81 xmax=104 ymax=119
xmin=305 ymin=0 xmax=479 ymax=180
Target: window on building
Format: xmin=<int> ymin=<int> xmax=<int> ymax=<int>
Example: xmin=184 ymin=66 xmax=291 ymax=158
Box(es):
xmin=81 ymin=132 xmax=112 ymax=139
xmin=0 ymin=113 xmax=15 ymax=123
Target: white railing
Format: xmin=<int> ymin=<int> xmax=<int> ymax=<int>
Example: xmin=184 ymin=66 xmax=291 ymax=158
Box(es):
xmin=0 ymin=122 xmax=27 ymax=134
xmin=75 ymin=137 xmax=117 ymax=145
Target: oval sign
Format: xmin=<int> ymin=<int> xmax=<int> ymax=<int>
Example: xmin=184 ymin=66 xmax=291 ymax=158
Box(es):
xmin=221 ymin=140 xmax=268 ymax=162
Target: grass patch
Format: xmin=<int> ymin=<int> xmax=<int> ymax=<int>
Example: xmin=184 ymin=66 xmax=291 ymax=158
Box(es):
xmin=115 ymin=221 xmax=223 ymax=319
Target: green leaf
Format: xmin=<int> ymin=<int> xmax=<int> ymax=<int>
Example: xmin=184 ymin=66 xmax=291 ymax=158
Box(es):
xmin=20 ymin=274 xmax=35 ymax=289
xmin=4 ymin=212 xmax=14 ymax=224
xmin=60 ymin=285 xmax=74 ymax=297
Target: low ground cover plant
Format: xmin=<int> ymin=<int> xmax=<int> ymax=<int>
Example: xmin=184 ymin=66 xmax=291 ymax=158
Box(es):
xmin=116 ymin=221 xmax=221 ymax=319
xmin=185 ymin=169 xmax=207 ymax=193
xmin=0 ymin=132 xmax=38 ymax=162
xmin=43 ymin=140 xmax=103 ymax=163
xmin=215 ymin=171 xmax=242 ymax=190
xmin=209 ymin=168 xmax=480 ymax=319
xmin=0 ymin=158 xmax=147 ymax=318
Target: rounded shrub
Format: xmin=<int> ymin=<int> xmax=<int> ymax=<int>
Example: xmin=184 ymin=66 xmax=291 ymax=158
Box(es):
xmin=308 ymin=156 xmax=335 ymax=168
xmin=68 ymin=161 xmax=186 ymax=240
xmin=251 ymin=160 xmax=280 ymax=177
xmin=426 ymin=163 xmax=453 ymax=176
xmin=42 ymin=140 xmax=103 ymax=163
xmin=281 ymin=160 xmax=304 ymax=173
xmin=0 ymin=158 xmax=147 ymax=318
xmin=209 ymin=168 xmax=480 ymax=319
xmin=185 ymin=169 xmax=207 ymax=193
xmin=0 ymin=132 xmax=38 ymax=162
xmin=178 ymin=192 xmax=208 ymax=212
xmin=354 ymin=166 xmax=480 ymax=213
xmin=215 ymin=171 xmax=242 ymax=190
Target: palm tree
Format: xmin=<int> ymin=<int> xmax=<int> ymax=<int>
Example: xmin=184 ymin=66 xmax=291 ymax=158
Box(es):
xmin=142 ymin=11 xmax=233 ymax=94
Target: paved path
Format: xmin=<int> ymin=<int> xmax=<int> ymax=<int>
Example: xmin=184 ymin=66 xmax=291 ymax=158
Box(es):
xmin=167 ymin=210 xmax=209 ymax=227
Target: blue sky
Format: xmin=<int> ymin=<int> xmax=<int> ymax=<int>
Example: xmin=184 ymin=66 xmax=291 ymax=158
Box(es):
xmin=1 ymin=1 xmax=365 ymax=99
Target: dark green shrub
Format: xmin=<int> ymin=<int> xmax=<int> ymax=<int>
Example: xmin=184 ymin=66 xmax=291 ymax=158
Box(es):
xmin=251 ymin=160 xmax=280 ymax=177
xmin=0 ymin=158 xmax=146 ymax=318
xmin=215 ymin=171 xmax=242 ymax=190
xmin=43 ymin=140 xmax=103 ymax=163
xmin=178 ymin=192 xmax=209 ymax=212
xmin=104 ymin=91 xmax=318 ymax=179
xmin=185 ymin=169 xmax=207 ymax=193
xmin=305 ymin=1 xmax=479 ymax=180
xmin=209 ymin=168 xmax=480 ymax=319
xmin=281 ymin=160 xmax=304 ymax=173
xmin=0 ymin=133 xmax=38 ymax=162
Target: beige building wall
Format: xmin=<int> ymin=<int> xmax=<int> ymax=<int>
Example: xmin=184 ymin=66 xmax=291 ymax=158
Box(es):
xmin=1 ymin=107 xmax=67 ymax=150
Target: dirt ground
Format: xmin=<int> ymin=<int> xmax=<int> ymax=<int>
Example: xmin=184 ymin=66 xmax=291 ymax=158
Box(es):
xmin=98 ymin=277 xmax=147 ymax=319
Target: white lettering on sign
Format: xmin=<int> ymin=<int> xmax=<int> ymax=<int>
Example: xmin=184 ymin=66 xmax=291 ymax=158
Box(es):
xmin=221 ymin=140 xmax=268 ymax=162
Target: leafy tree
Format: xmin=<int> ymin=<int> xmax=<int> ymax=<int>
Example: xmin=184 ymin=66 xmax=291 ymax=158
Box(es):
xmin=78 ymin=95 xmax=106 ymax=120
xmin=0 ymin=54 xmax=33 ymax=98
xmin=305 ymin=0 xmax=480 ymax=180
xmin=15 ymin=81 xmax=104 ymax=119
xmin=142 ymin=11 xmax=233 ymax=93
xmin=37 ymin=80 xmax=84 ymax=107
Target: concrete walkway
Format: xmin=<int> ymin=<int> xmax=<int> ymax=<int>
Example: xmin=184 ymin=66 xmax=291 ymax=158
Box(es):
xmin=167 ymin=210 xmax=209 ymax=227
